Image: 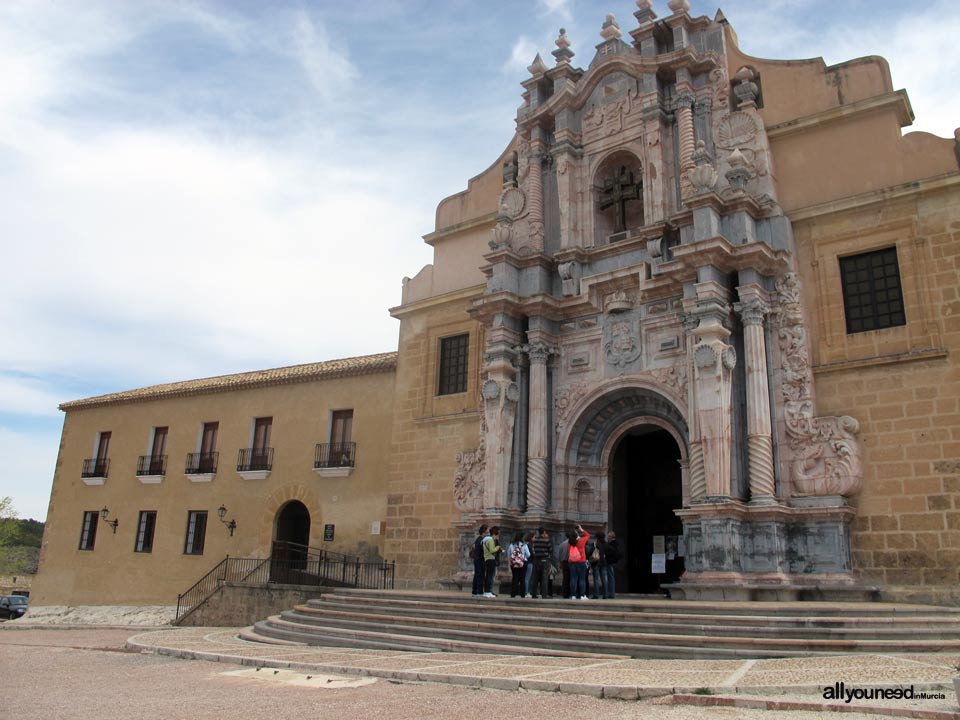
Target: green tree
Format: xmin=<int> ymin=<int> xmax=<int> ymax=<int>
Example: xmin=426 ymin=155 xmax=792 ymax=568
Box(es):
xmin=0 ymin=496 xmax=17 ymax=546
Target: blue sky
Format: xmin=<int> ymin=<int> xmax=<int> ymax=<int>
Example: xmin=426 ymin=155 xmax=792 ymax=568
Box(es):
xmin=2 ymin=0 xmax=957 ymax=522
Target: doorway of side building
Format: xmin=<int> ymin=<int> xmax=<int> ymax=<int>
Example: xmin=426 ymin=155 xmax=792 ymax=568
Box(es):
xmin=271 ymin=500 xmax=311 ymax=583
xmin=609 ymin=426 xmax=684 ymax=594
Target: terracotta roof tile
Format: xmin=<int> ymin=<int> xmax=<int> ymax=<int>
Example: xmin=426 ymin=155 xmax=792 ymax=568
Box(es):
xmin=59 ymin=351 xmax=398 ymax=411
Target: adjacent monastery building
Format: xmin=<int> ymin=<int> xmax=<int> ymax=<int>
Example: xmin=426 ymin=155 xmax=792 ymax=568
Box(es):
xmin=33 ymin=1 xmax=960 ymax=609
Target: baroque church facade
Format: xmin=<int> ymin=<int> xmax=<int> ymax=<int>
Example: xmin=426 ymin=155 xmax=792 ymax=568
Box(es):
xmin=33 ymin=2 xmax=960 ymax=608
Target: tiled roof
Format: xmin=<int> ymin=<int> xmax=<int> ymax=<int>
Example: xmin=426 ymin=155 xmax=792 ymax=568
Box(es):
xmin=59 ymin=352 xmax=398 ymax=410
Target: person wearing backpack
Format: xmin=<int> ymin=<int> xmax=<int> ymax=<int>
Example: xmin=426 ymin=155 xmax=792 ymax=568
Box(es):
xmin=589 ymin=532 xmax=607 ymax=599
xmin=567 ymin=524 xmax=590 ymax=600
xmin=507 ymin=532 xmax=528 ymax=598
xmin=471 ymin=524 xmax=488 ymax=596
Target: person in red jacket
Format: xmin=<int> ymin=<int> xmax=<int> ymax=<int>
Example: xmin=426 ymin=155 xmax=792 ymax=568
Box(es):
xmin=567 ymin=524 xmax=590 ymax=600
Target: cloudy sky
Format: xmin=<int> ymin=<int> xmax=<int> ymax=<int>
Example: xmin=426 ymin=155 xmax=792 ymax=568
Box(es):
xmin=2 ymin=0 xmax=957 ymax=522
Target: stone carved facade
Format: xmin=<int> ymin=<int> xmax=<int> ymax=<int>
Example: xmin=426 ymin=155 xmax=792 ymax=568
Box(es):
xmin=437 ymin=1 xmax=958 ymax=600
xmin=775 ymin=273 xmax=863 ymax=497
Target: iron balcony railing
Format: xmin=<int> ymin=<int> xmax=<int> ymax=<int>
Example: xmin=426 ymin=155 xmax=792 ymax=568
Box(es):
xmin=174 ymin=542 xmax=395 ymax=623
xmin=314 ymin=442 xmax=356 ymax=469
xmin=185 ymin=452 xmax=218 ymax=474
xmin=237 ymin=447 xmax=273 ymax=472
xmin=136 ymin=454 xmax=168 ymax=476
xmin=81 ymin=458 xmax=109 ymax=478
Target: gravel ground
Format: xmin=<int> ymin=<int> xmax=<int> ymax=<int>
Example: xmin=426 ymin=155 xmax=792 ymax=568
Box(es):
xmin=0 ymin=628 xmax=931 ymax=720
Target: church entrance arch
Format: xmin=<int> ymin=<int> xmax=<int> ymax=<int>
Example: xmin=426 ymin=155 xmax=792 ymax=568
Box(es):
xmin=608 ymin=424 xmax=684 ymax=594
xmin=271 ymin=500 xmax=311 ymax=583
xmin=559 ymin=384 xmax=688 ymax=595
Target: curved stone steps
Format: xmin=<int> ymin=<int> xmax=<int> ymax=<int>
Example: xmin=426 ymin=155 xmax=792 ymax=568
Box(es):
xmin=282 ymin=602 xmax=960 ymax=642
xmin=306 ymin=594 xmax=960 ymax=640
xmin=245 ymin=590 xmax=960 ymax=659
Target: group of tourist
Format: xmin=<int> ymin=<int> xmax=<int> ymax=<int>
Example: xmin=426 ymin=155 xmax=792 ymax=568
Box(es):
xmin=470 ymin=524 xmax=621 ymax=599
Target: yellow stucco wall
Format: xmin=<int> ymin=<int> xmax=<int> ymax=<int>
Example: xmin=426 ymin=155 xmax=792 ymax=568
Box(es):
xmin=32 ymin=369 xmax=395 ymax=606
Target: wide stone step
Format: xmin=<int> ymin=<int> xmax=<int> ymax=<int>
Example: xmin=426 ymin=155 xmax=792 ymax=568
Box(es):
xmin=246 ymin=590 xmax=960 ymax=659
xmin=278 ymin=605 xmax=960 ymax=655
xmin=309 ymin=595 xmax=960 ymax=638
xmin=290 ymin=602 xmax=960 ymax=642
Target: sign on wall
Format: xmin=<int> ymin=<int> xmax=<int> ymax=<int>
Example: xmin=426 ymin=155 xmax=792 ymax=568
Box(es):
xmin=323 ymin=524 xmax=335 ymax=541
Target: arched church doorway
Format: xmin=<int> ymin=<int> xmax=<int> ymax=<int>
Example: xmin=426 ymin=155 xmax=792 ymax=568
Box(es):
xmin=271 ymin=500 xmax=311 ymax=583
xmin=609 ymin=426 xmax=683 ymax=594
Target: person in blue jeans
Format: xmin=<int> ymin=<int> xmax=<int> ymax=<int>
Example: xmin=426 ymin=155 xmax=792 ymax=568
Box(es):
xmin=567 ymin=524 xmax=590 ymax=599
xmin=482 ymin=526 xmax=501 ymax=597
xmin=603 ymin=530 xmax=620 ymax=599
xmin=589 ymin=532 xmax=606 ymax=599
xmin=471 ymin=524 xmax=488 ymax=596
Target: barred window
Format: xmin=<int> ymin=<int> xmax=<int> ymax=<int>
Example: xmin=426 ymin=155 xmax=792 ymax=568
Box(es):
xmin=184 ymin=510 xmax=207 ymax=555
xmin=79 ymin=511 xmax=99 ymax=551
xmin=135 ymin=511 xmax=157 ymax=553
xmin=437 ymin=334 xmax=469 ymax=396
xmin=840 ymin=247 xmax=906 ymax=334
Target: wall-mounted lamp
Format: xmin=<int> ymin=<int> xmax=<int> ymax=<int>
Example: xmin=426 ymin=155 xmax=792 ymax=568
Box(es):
xmin=217 ymin=505 xmax=237 ymax=537
xmin=100 ymin=506 xmax=119 ymax=534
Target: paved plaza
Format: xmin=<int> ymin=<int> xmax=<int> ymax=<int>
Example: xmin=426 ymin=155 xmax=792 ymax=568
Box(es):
xmin=2 ymin=625 xmax=958 ymax=719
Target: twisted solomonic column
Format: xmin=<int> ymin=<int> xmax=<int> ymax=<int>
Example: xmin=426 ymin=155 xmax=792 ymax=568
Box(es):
xmin=736 ymin=298 xmax=776 ymax=502
xmin=682 ymin=314 xmax=707 ymax=500
xmin=524 ymin=342 xmax=554 ymax=511
xmin=526 ymin=146 xmax=545 ymax=247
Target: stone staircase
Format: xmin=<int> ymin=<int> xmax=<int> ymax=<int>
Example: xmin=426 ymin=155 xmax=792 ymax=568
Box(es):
xmin=243 ymin=589 xmax=960 ymax=659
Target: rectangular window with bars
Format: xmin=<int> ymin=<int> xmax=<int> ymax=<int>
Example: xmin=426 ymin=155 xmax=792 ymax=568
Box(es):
xmin=839 ymin=247 xmax=906 ymax=334
xmin=134 ymin=511 xmax=157 ymax=553
xmin=183 ymin=510 xmax=207 ymax=555
xmin=79 ymin=511 xmax=99 ymax=551
xmin=437 ymin=333 xmax=469 ymax=396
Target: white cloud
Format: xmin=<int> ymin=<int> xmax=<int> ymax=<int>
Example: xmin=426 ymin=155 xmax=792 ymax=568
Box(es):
xmin=538 ymin=0 xmax=573 ymax=23
xmin=291 ymin=10 xmax=358 ymax=100
xmin=0 ymin=427 xmax=60 ymax=522
xmin=504 ymin=36 xmax=541 ymax=74
xmin=0 ymin=376 xmax=63 ymax=417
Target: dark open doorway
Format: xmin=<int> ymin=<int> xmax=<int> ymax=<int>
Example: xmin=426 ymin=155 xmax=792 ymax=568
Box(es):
xmin=271 ymin=500 xmax=311 ymax=583
xmin=609 ymin=427 xmax=684 ymax=594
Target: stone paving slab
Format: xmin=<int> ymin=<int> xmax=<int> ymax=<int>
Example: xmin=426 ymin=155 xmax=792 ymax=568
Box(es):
xmin=125 ymin=626 xmax=960 ymax=718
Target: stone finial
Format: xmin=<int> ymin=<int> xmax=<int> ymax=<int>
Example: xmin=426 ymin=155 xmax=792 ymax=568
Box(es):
xmin=527 ymin=53 xmax=549 ymax=77
xmin=600 ymin=14 xmax=622 ymax=41
xmin=690 ymin=140 xmax=718 ymax=193
xmin=734 ymin=66 xmax=759 ymax=107
xmin=552 ymin=28 xmax=575 ymax=66
xmin=634 ymin=0 xmax=657 ymax=24
xmin=725 ymin=148 xmax=752 ymax=192
xmin=667 ymin=0 xmax=691 ymax=14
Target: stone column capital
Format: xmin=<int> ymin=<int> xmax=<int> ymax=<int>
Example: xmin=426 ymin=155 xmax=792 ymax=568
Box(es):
xmin=522 ymin=342 xmax=556 ymax=364
xmin=734 ymin=299 xmax=770 ymax=326
xmin=675 ymin=92 xmax=696 ymax=110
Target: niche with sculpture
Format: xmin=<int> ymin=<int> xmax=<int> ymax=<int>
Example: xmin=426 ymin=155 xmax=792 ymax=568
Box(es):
xmin=593 ymin=151 xmax=644 ymax=245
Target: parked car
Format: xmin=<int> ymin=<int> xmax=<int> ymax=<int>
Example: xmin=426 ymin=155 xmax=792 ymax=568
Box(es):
xmin=0 ymin=595 xmax=28 ymax=619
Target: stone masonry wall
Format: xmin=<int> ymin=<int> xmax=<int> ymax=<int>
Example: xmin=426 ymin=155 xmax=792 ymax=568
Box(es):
xmin=796 ymin=185 xmax=960 ymax=604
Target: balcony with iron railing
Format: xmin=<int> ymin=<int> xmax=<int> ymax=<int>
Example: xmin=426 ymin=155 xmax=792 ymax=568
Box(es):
xmin=237 ymin=447 xmax=273 ymax=480
xmin=314 ymin=442 xmax=356 ymax=477
xmin=81 ymin=458 xmax=109 ymax=485
xmin=136 ymin=454 xmax=167 ymax=484
xmin=185 ymin=452 xmax=218 ymax=482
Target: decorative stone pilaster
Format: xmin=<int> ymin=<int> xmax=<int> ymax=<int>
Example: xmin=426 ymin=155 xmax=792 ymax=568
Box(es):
xmin=525 ymin=143 xmax=545 ymax=248
xmin=692 ymin=315 xmax=736 ymax=499
xmin=523 ymin=342 xmax=555 ymax=512
xmin=676 ymin=93 xmax=696 ymax=173
xmin=480 ymin=375 xmax=520 ymax=511
xmin=683 ymin=314 xmax=706 ymax=500
xmin=735 ymin=294 xmax=776 ymax=503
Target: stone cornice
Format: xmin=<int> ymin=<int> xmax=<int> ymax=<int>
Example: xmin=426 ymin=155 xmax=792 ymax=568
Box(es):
xmin=766 ymin=90 xmax=913 ymax=139
xmin=787 ymin=173 xmax=960 ymax=222
xmin=389 ymin=284 xmax=485 ymax=319
xmin=423 ymin=212 xmax=498 ymax=246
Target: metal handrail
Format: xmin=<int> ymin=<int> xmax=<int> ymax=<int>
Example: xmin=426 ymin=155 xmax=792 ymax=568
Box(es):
xmin=81 ymin=458 xmax=109 ymax=478
xmin=136 ymin=454 xmax=167 ymax=476
xmin=174 ymin=544 xmax=394 ymax=623
xmin=237 ymin=447 xmax=273 ymax=472
xmin=185 ymin=452 xmax=218 ymax=474
xmin=314 ymin=442 xmax=356 ymax=469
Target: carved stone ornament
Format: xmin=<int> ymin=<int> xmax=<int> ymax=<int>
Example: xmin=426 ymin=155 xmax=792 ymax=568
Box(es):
xmin=490 ymin=219 xmax=512 ymax=250
xmin=710 ymin=66 xmax=729 ymax=109
xmin=499 ymin=187 xmax=525 ymax=219
xmin=690 ymin=140 xmax=718 ymax=193
xmin=776 ymin=272 xmax=863 ymax=497
xmin=605 ymin=319 xmax=641 ymax=368
xmin=649 ymin=365 xmax=688 ymax=397
xmin=716 ymin=112 xmax=759 ymax=150
xmin=722 ymin=344 xmax=737 ymax=370
xmin=693 ymin=345 xmax=717 ymax=369
xmin=605 ymin=289 xmax=633 ymax=314
xmin=555 ymin=382 xmax=589 ymax=424
xmin=481 ymin=378 xmax=501 ymax=401
xmin=505 ymin=381 xmax=521 ymax=403
xmin=453 ymin=409 xmax=486 ymax=512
